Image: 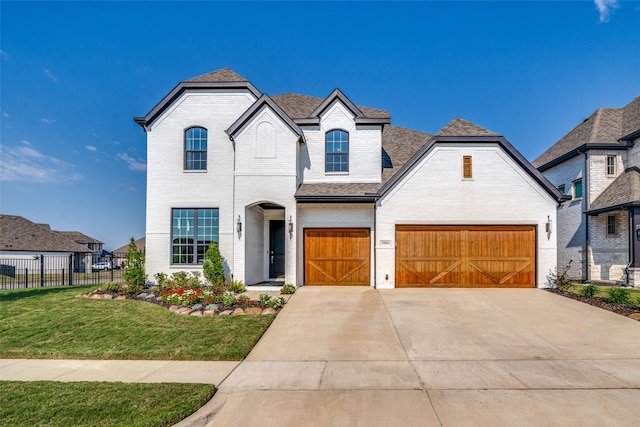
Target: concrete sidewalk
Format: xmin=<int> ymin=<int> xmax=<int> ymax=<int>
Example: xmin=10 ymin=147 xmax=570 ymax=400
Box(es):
xmin=179 ymin=287 xmax=640 ymax=427
xmin=0 ymin=359 xmax=239 ymax=384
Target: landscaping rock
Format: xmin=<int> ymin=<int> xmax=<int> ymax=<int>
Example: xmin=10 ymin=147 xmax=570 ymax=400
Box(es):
xmin=101 ymin=294 xmax=113 ymax=300
xmin=115 ymin=296 xmax=126 ymax=300
xmin=190 ymin=311 xmax=203 ymax=316
xmin=90 ymin=294 xmax=101 ymax=299
xmin=219 ymin=310 xmax=232 ymax=316
xmin=192 ymin=304 xmax=203 ymax=311
xmin=169 ymin=305 xmax=179 ymax=312
xmin=262 ymin=308 xmax=278 ymax=315
xmin=145 ymin=294 xmax=155 ymax=300
xmin=138 ymin=293 xmax=149 ymax=299
xmin=203 ymin=310 xmax=215 ymax=316
xmin=232 ymin=308 xmax=245 ymax=315
xmin=180 ymin=309 xmax=194 ymax=316
xmin=175 ymin=307 xmax=190 ymax=314
xmin=629 ymin=313 xmax=640 ymax=321
xmin=205 ymin=304 xmax=219 ymax=312
xmin=244 ymin=307 xmax=262 ymax=315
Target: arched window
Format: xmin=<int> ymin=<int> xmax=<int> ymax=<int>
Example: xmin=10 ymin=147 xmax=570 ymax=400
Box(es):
xmin=325 ymin=130 xmax=349 ymax=172
xmin=185 ymin=127 xmax=207 ymax=170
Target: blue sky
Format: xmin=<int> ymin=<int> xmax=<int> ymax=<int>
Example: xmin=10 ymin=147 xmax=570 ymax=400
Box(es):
xmin=1 ymin=1 xmax=639 ymax=250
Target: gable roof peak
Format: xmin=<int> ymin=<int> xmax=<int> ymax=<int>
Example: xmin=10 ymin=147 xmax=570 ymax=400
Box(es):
xmin=437 ymin=117 xmax=499 ymax=137
xmin=183 ymin=67 xmax=249 ymax=83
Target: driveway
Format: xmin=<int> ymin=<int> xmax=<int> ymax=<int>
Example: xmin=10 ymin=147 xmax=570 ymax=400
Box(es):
xmin=180 ymin=287 xmax=640 ymax=426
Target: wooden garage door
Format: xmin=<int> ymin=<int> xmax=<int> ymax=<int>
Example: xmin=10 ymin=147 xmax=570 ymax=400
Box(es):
xmin=396 ymin=225 xmax=535 ymax=288
xmin=304 ymin=228 xmax=370 ymax=286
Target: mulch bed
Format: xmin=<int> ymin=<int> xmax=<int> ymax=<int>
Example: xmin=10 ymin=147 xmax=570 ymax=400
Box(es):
xmin=547 ymin=289 xmax=640 ymax=318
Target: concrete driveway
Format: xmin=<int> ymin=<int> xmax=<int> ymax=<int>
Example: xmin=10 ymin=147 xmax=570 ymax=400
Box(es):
xmin=179 ymin=287 xmax=640 ymax=426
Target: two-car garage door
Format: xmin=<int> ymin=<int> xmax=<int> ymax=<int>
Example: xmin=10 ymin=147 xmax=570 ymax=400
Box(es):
xmin=396 ymin=225 xmax=535 ymax=288
xmin=303 ymin=225 xmax=535 ymax=287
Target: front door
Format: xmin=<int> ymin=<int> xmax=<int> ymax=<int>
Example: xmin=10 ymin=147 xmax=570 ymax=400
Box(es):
xmin=269 ymin=220 xmax=285 ymax=278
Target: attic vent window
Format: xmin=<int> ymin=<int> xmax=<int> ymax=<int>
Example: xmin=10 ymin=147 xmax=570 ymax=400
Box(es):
xmin=462 ymin=156 xmax=473 ymax=179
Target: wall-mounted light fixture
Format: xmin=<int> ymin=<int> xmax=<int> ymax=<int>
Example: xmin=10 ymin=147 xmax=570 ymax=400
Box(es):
xmin=288 ymin=216 xmax=294 ymax=238
xmin=236 ymin=215 xmax=242 ymax=236
xmin=545 ymin=215 xmax=552 ymax=234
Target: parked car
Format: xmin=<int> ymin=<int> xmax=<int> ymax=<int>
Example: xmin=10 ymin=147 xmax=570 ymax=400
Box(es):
xmin=91 ymin=261 xmax=112 ymax=272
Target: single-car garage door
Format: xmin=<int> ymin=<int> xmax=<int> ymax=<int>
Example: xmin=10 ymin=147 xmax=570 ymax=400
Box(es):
xmin=396 ymin=225 xmax=535 ymax=288
xmin=304 ymin=228 xmax=370 ymax=286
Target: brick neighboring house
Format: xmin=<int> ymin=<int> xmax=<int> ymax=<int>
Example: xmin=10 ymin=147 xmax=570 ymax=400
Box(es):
xmin=0 ymin=214 xmax=94 ymax=272
xmin=533 ymin=96 xmax=640 ymax=285
xmin=136 ymin=68 xmax=564 ymax=288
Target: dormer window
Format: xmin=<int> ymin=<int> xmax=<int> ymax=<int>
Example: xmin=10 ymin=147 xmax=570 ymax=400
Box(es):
xmin=185 ymin=127 xmax=207 ymax=170
xmin=325 ymin=130 xmax=349 ymax=172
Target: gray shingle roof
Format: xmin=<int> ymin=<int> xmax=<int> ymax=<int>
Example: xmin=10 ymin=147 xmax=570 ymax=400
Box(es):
xmin=437 ymin=118 xmax=498 ymax=137
xmin=112 ymin=237 xmax=146 ymax=254
xmin=271 ymin=93 xmax=390 ymax=119
xmin=184 ymin=68 xmax=249 ymax=83
xmin=55 ymin=231 xmax=102 ymax=245
xmin=587 ymin=168 xmax=640 ymax=214
xmin=533 ymin=96 xmax=640 ymax=169
xmin=0 ymin=215 xmax=93 ymax=253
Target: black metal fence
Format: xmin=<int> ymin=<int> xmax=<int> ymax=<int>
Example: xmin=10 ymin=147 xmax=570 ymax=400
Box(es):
xmin=0 ymin=252 xmax=128 ymax=290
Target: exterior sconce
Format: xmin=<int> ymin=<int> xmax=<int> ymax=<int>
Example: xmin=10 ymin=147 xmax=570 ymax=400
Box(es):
xmin=236 ymin=215 xmax=242 ymax=236
xmin=288 ymin=216 xmax=293 ymax=238
xmin=545 ymin=216 xmax=552 ymax=234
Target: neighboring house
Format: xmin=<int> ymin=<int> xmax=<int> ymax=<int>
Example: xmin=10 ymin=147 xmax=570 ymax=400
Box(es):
xmin=135 ymin=68 xmax=564 ymax=288
xmin=0 ymin=214 xmax=93 ymax=273
xmin=112 ymin=237 xmax=146 ymax=268
xmin=533 ymin=96 xmax=640 ymax=286
xmin=55 ymin=231 xmax=104 ymax=254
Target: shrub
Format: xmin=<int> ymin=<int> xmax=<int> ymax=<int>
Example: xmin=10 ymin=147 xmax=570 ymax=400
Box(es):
xmin=607 ymin=287 xmax=630 ymax=304
xmin=155 ymin=271 xmax=202 ymax=291
xmin=103 ymin=282 xmax=122 ymax=293
xmin=203 ymin=243 xmax=225 ymax=285
xmin=123 ymin=237 xmax=147 ymax=293
xmin=222 ymin=291 xmax=236 ymax=307
xmin=267 ymin=296 xmax=287 ymax=310
xmin=259 ymin=293 xmax=272 ymax=305
xmin=236 ymin=294 xmax=250 ymax=306
xmin=581 ymin=283 xmax=597 ymax=298
xmin=280 ymin=284 xmax=296 ymax=295
xmin=227 ymin=280 xmax=246 ymax=293
xmin=547 ymin=262 xmax=574 ymax=292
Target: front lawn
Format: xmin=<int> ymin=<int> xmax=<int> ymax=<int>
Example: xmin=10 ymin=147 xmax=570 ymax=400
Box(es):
xmin=0 ymin=381 xmax=215 ymax=427
xmin=0 ymin=285 xmax=274 ymax=360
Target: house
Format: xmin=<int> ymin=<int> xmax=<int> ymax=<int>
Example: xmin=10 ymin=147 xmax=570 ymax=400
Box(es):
xmin=533 ymin=96 xmax=640 ymax=286
xmin=112 ymin=237 xmax=146 ymax=268
xmin=0 ymin=214 xmax=94 ymax=273
xmin=135 ymin=68 xmax=564 ymax=288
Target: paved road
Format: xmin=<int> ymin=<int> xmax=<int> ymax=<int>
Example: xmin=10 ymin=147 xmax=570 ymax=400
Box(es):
xmin=179 ymin=287 xmax=640 ymax=427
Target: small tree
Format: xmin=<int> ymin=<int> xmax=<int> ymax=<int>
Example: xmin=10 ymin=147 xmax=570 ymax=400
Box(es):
xmin=203 ymin=242 xmax=225 ymax=286
xmin=123 ymin=237 xmax=146 ymax=293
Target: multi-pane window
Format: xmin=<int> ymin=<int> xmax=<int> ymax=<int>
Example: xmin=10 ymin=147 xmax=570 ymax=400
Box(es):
xmin=607 ymin=155 xmax=616 ymax=176
xmin=325 ymin=130 xmax=349 ymax=172
xmin=462 ymin=156 xmax=473 ymax=179
xmin=573 ymin=179 xmax=583 ymax=199
xmin=185 ymin=127 xmax=207 ymax=170
xmin=607 ymin=215 xmax=618 ymax=236
xmin=171 ymin=209 xmax=219 ymax=264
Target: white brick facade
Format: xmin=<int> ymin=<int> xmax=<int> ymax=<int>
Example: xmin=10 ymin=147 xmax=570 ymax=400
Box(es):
xmin=141 ymin=70 xmax=561 ymax=288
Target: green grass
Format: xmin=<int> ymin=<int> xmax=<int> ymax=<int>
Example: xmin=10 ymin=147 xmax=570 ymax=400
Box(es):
xmin=0 ymin=381 xmax=215 ymax=427
xmin=0 ymin=285 xmax=275 ymax=360
xmin=567 ymin=284 xmax=640 ymax=305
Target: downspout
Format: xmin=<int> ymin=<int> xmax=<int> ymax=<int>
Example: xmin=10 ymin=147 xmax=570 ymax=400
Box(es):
xmin=230 ymin=134 xmax=237 ymax=282
xmin=583 ymin=149 xmax=590 ymax=283
xmin=625 ymin=209 xmax=633 ymax=286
